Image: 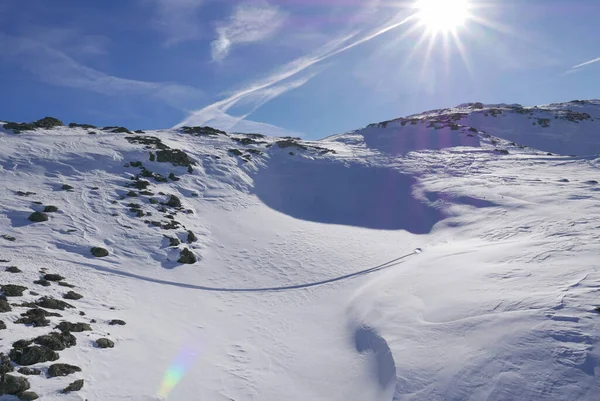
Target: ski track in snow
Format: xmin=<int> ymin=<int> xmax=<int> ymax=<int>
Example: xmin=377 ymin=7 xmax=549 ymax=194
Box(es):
xmin=1 ymin=102 xmax=600 ymax=400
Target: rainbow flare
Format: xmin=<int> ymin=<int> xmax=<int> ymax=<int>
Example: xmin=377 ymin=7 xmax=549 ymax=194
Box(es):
xmin=158 ymin=346 xmax=200 ymax=399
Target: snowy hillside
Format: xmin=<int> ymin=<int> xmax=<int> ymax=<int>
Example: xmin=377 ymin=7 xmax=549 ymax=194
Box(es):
xmin=0 ymin=100 xmax=599 ymax=401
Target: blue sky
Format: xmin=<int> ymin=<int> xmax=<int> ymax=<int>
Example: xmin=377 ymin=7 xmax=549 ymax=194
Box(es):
xmin=1 ymin=0 xmax=599 ymax=138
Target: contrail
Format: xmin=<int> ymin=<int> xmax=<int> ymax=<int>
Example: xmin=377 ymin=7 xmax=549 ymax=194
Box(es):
xmin=572 ymin=57 xmax=600 ymax=69
xmin=177 ymin=13 xmax=416 ymax=127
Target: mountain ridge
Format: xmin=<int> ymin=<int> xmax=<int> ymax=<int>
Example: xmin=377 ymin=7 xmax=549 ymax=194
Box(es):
xmin=1 ymin=99 xmax=599 ymax=400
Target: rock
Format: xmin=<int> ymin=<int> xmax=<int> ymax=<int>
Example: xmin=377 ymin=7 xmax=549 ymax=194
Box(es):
xmin=15 ymin=308 xmax=61 ymax=327
xmin=62 ymin=379 xmax=84 ymax=393
xmin=156 ymin=149 xmax=192 ymax=167
xmin=63 ymin=291 xmax=83 ymax=300
xmin=43 ymin=205 xmax=58 ymax=213
xmin=165 ymin=236 xmax=180 ymax=247
xmin=5 ymin=266 xmax=22 ymax=273
xmin=177 ymin=248 xmax=197 ymax=264
xmin=0 ymin=320 xmax=5 ymax=329
xmin=0 ymin=352 xmax=13 ymax=375
xmin=34 ymin=331 xmax=77 ymax=351
xmin=29 ymin=291 xmax=39 ymax=296
xmin=131 ymin=179 xmax=151 ymax=190
xmin=17 ymin=367 xmax=41 ymax=376
xmin=56 ymin=321 xmax=92 ymax=332
xmin=9 ymin=346 xmax=59 ymax=365
xmin=47 ymin=363 xmax=81 ymax=378
xmin=1 ymin=235 xmax=16 ymax=241
xmin=0 ymin=299 xmax=10 ymax=312
xmin=57 ymin=281 xmax=75 ymax=288
xmin=28 ymin=212 xmax=48 ymax=222
xmin=2 ymin=284 xmax=27 ymax=297
xmin=96 ymin=338 xmax=115 ymax=348
xmin=0 ymin=374 xmax=30 ymax=396
xmin=187 ymin=230 xmax=198 ymax=243
xmin=61 ymin=184 xmax=74 ymax=191
xmin=166 ymin=195 xmax=182 ymax=208
xmin=91 ymin=247 xmax=109 ymax=257
xmin=108 ymin=319 xmax=126 ymax=326
xmin=18 ymin=391 xmax=39 ymax=400
xmin=33 ymin=279 xmax=51 ymax=287
xmin=12 ymin=340 xmax=33 ymax=349
xmin=79 ymin=311 xmax=85 ymax=316
xmin=36 ymin=297 xmax=74 ymax=310
xmin=43 ymin=273 xmax=64 ymax=281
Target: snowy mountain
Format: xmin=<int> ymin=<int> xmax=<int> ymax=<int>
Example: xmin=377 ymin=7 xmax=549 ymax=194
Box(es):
xmin=1 ymin=100 xmax=599 ymax=401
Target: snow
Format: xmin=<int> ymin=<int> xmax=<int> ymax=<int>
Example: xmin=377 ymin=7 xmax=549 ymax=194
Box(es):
xmin=1 ymin=101 xmax=599 ymax=400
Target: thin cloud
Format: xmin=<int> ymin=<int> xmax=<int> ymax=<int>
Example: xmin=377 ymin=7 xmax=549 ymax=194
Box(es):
xmin=0 ymin=34 xmax=204 ymax=110
xmin=152 ymin=0 xmax=206 ymax=45
xmin=211 ymin=1 xmax=288 ymax=61
xmin=180 ymin=12 xmax=414 ymax=130
xmin=572 ymin=57 xmax=600 ymax=69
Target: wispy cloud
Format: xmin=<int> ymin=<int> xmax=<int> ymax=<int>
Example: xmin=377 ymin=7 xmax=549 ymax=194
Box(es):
xmin=572 ymin=57 xmax=600 ymax=69
xmin=180 ymin=12 xmax=414 ymax=132
xmin=27 ymin=27 xmax=111 ymax=57
xmin=151 ymin=0 xmax=206 ymax=45
xmin=0 ymin=34 xmax=203 ymax=109
xmin=211 ymin=1 xmax=288 ymax=62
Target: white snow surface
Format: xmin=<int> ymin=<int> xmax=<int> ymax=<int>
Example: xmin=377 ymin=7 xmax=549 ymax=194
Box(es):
xmin=0 ymin=100 xmax=599 ymax=400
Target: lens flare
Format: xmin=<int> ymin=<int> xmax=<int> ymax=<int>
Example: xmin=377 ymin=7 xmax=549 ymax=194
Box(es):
xmin=158 ymin=346 xmax=200 ymax=399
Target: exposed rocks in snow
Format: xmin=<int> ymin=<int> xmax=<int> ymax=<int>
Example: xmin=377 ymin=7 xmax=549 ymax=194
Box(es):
xmin=2 ymin=285 xmax=27 ymax=297
xmin=47 ymin=363 xmax=81 ymax=377
xmin=36 ymin=297 xmax=74 ymax=311
xmin=178 ymin=248 xmax=197 ymax=264
xmin=43 ymin=273 xmax=64 ymax=282
xmin=27 ymin=212 xmax=48 ymax=223
xmin=15 ymin=191 xmax=36 ymax=196
xmin=5 ymin=266 xmax=21 ymax=273
xmin=9 ymin=346 xmax=59 ymax=366
xmin=33 ymin=331 xmax=76 ymax=351
xmin=62 ymin=379 xmax=84 ymax=393
xmin=42 ymin=205 xmax=58 ymax=213
xmin=55 ymin=322 xmax=92 ymax=332
xmin=91 ymin=247 xmax=109 ymax=257
xmin=0 ymin=299 xmax=11 ymax=313
xmin=108 ymin=319 xmax=126 ymax=326
xmin=187 ymin=230 xmax=198 ymax=243
xmin=1 ymin=235 xmax=16 ymax=241
xmin=166 ymin=195 xmax=182 ymax=208
xmin=18 ymin=391 xmax=39 ymax=400
xmin=17 ymin=367 xmax=41 ymax=376
xmin=95 ymin=338 xmax=115 ymax=348
xmin=0 ymin=374 xmax=30 ymax=397
xmin=3 ymin=117 xmax=64 ymax=133
xmin=68 ymin=122 xmax=96 ymax=129
xmin=181 ymin=126 xmax=227 ymax=136
xmin=63 ymin=291 xmax=83 ymax=300
xmin=15 ymin=308 xmax=61 ymax=327
xmin=165 ymin=236 xmax=180 ymax=247
xmin=102 ymin=126 xmax=131 ymax=134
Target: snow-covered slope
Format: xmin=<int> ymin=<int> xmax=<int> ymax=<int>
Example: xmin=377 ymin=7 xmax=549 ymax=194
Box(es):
xmin=0 ymin=101 xmax=599 ymax=401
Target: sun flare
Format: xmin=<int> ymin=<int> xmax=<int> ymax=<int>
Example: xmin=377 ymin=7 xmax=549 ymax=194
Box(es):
xmin=415 ymin=0 xmax=471 ymax=33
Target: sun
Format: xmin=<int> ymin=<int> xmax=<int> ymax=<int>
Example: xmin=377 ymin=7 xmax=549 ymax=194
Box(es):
xmin=415 ymin=0 xmax=471 ymax=33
